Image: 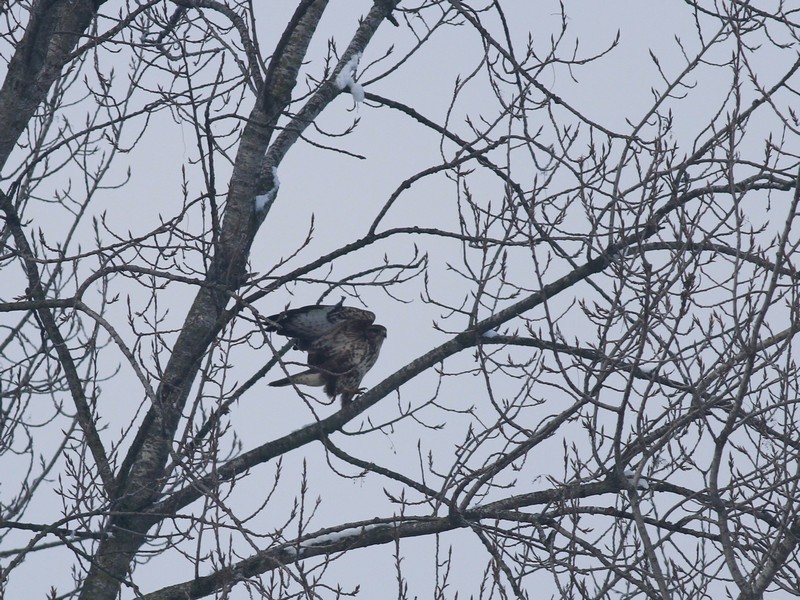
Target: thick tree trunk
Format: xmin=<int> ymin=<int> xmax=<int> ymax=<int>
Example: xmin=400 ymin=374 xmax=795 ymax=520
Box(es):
xmin=0 ymin=0 xmax=102 ymax=170
xmin=77 ymin=3 xmax=331 ymax=598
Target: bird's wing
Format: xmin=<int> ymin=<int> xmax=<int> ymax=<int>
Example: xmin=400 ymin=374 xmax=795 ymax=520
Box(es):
xmin=266 ymin=303 xmax=375 ymax=340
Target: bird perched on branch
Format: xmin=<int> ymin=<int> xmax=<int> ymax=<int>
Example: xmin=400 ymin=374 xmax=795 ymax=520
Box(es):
xmin=266 ymin=301 xmax=387 ymax=405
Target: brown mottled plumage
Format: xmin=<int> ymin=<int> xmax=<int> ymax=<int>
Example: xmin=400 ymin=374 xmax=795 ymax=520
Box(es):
xmin=267 ymin=301 xmax=387 ymax=405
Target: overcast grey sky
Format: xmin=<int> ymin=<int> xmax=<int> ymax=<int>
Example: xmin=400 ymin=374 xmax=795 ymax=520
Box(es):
xmin=3 ymin=1 xmax=800 ymax=598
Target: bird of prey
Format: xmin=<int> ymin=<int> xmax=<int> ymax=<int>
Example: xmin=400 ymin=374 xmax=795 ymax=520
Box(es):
xmin=266 ymin=301 xmax=387 ymax=405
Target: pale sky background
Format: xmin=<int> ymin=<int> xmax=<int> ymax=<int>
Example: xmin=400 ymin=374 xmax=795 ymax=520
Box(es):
xmin=3 ymin=1 xmax=798 ymax=598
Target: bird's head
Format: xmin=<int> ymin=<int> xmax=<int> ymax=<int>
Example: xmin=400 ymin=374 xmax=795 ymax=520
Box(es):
xmin=369 ymin=324 xmax=388 ymax=341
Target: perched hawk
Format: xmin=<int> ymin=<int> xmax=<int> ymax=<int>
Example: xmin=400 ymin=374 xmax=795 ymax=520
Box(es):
xmin=266 ymin=301 xmax=387 ymax=405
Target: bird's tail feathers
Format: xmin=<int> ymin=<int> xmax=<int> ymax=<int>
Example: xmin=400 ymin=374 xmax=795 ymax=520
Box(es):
xmin=269 ymin=370 xmax=326 ymax=388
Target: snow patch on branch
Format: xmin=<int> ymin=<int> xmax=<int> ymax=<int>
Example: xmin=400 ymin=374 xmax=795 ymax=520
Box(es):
xmin=349 ymin=81 xmax=365 ymax=103
xmin=624 ymin=469 xmax=651 ymax=490
xmin=335 ymin=52 xmax=365 ymax=103
xmin=482 ymin=328 xmax=500 ymax=338
xmin=254 ymin=167 xmax=280 ymax=212
xmin=300 ymin=523 xmax=389 ymax=547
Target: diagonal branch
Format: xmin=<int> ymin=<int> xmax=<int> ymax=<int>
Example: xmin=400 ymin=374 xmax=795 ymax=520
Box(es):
xmin=152 ymin=218 xmax=661 ymax=517
xmin=0 ymin=193 xmax=114 ymax=494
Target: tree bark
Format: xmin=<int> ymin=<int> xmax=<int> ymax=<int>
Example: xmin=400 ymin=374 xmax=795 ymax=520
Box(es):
xmin=0 ymin=0 xmax=103 ymax=169
xmin=77 ymin=2 xmax=331 ymax=598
